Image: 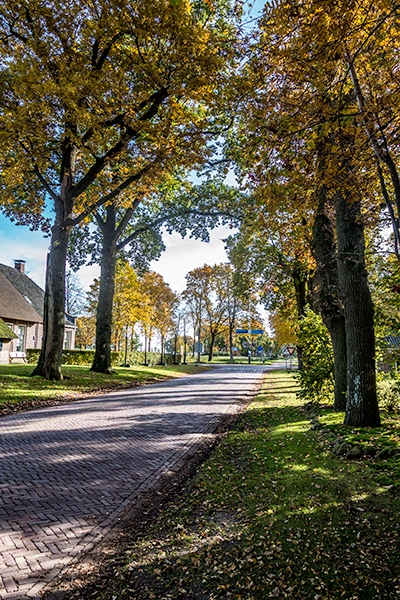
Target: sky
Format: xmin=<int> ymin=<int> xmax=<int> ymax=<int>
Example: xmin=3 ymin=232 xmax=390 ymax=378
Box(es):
xmin=0 ymin=0 xmax=270 ymax=329
xmin=0 ymin=213 xmax=235 ymax=293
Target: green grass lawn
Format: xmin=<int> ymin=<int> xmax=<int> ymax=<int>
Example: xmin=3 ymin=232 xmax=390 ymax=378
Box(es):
xmin=0 ymin=363 xmax=211 ymax=413
xmin=71 ymin=370 xmax=400 ymax=600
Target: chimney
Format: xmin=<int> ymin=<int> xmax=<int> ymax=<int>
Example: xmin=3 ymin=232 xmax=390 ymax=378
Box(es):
xmin=14 ymin=260 xmax=26 ymax=274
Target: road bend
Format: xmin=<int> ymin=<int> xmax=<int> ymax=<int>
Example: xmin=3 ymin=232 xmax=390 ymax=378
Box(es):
xmin=0 ymin=364 xmax=281 ymax=599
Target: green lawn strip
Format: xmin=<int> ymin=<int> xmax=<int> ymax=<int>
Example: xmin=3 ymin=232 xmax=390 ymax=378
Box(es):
xmin=0 ymin=363 xmax=212 ymax=412
xmin=86 ymin=371 xmax=400 ymax=600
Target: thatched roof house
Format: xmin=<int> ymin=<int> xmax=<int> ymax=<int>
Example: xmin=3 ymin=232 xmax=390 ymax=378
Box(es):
xmin=0 ymin=262 xmax=45 ymax=320
xmin=0 ymin=261 xmax=76 ymax=363
xmin=0 ymin=318 xmax=17 ymax=342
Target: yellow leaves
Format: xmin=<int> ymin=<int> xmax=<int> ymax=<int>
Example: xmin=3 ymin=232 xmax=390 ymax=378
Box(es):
xmin=113 ymin=262 xmax=144 ymax=331
xmin=75 ymin=315 xmax=96 ymax=349
xmin=140 ymin=270 xmax=179 ymax=336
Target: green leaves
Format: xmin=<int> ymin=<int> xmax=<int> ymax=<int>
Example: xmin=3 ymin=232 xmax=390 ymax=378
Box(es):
xmin=295 ymin=306 xmax=334 ymax=403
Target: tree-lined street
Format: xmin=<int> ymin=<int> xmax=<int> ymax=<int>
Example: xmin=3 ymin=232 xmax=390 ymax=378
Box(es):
xmin=0 ymin=364 xmax=271 ymax=599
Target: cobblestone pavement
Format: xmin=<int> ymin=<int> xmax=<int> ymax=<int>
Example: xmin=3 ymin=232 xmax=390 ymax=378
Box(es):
xmin=0 ymin=364 xmax=270 ymax=599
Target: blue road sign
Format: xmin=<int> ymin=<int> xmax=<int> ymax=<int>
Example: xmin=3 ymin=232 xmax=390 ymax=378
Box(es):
xmin=235 ymin=329 xmax=264 ymax=335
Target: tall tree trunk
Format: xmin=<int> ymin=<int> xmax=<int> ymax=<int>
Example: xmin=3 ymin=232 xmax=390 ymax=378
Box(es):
xmin=32 ymin=215 xmax=71 ymax=381
xmin=161 ymin=333 xmax=165 ymax=364
xmin=124 ymin=328 xmax=128 ymax=365
xmin=335 ymin=186 xmax=380 ymax=427
xmin=144 ymin=333 xmax=147 ymax=365
xmin=91 ymin=206 xmax=117 ymax=374
xmin=174 ymin=333 xmax=177 ymax=364
xmin=229 ymin=321 xmax=234 ymax=364
xmin=312 ymin=183 xmax=347 ymax=411
xmin=208 ymin=330 xmax=216 ymax=362
xmin=197 ymin=316 xmax=202 ymax=362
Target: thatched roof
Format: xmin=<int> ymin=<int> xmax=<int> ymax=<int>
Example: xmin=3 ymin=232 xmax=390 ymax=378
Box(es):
xmin=0 ymin=271 xmax=43 ymax=323
xmin=0 ymin=263 xmax=44 ymax=318
xmin=0 ymin=318 xmax=17 ymax=340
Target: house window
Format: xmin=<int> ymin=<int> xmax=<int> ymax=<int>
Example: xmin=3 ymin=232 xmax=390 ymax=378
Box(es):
xmin=0 ymin=341 xmax=2 ymax=351
xmin=17 ymin=325 xmax=25 ymax=352
xmin=64 ymin=330 xmax=71 ymax=350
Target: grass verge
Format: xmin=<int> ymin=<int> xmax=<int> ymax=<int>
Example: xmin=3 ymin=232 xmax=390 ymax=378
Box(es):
xmin=65 ymin=370 xmax=400 ymax=600
xmin=0 ymin=363 xmax=212 ymax=414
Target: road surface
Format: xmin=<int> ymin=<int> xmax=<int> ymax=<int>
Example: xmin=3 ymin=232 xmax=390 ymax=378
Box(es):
xmin=0 ymin=363 xmax=281 ymax=599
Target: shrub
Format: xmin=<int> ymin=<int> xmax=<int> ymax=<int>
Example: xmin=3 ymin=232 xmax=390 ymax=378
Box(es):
xmin=295 ymin=306 xmax=334 ymax=404
xmin=377 ymin=374 xmax=400 ymax=412
xmin=26 ymin=348 xmax=182 ymax=367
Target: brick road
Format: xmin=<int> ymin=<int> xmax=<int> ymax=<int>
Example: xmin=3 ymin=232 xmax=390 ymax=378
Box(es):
xmin=0 ymin=364 xmax=272 ymax=599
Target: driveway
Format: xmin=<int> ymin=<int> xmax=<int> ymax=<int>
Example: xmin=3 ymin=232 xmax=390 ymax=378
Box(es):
xmin=0 ymin=364 xmax=273 ymax=599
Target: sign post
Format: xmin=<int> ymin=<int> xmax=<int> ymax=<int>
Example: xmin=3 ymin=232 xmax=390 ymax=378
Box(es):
xmin=287 ymin=345 xmax=295 ymax=371
xmin=235 ymin=329 xmax=265 ymax=365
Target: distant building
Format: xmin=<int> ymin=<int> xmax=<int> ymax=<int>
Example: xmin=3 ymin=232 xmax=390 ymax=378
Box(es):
xmin=0 ymin=261 xmax=76 ymax=363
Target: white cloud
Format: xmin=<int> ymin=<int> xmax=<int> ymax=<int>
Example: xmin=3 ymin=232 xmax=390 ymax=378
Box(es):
xmin=150 ymin=226 xmax=233 ymax=292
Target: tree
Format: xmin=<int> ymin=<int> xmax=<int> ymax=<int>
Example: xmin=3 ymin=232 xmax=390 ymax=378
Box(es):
xmin=210 ymin=263 xmax=247 ymax=363
xmin=68 ymin=179 xmax=243 ymax=373
xmin=86 ymin=261 xmax=146 ymax=359
xmin=183 ymin=265 xmax=224 ymax=362
xmin=112 ymin=262 xmax=144 ymax=364
xmin=312 ymin=173 xmax=347 ymax=411
xmin=183 ymin=267 xmax=209 ymax=362
xmin=0 ymin=0 xmax=239 ymax=379
xmin=296 ymin=306 xmax=335 ymax=404
xmin=183 ymin=263 xmax=251 ymax=362
xmin=140 ymin=271 xmax=179 ymax=364
xmin=224 ymin=0 xmax=384 ymax=425
xmin=226 ymin=206 xmax=315 ymax=371
xmin=75 ymin=316 xmax=96 ymax=350
xmin=269 ymin=311 xmax=297 ymax=349
xmin=65 ymin=271 xmax=85 ymax=316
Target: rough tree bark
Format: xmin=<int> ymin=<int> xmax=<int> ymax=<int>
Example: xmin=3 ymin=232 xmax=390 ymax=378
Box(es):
xmin=312 ymin=184 xmax=347 ymax=411
xmin=335 ymin=178 xmax=380 ymax=427
xmin=208 ymin=331 xmax=216 ymax=362
xmin=32 ymin=146 xmax=76 ymax=381
xmin=91 ymin=204 xmax=118 ymax=374
xmin=32 ymin=221 xmax=71 ymax=380
xmin=161 ymin=333 xmax=165 ymax=365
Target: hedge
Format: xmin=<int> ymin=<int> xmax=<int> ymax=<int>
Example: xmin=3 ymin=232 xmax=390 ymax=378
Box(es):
xmin=26 ymin=348 xmax=182 ymax=366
